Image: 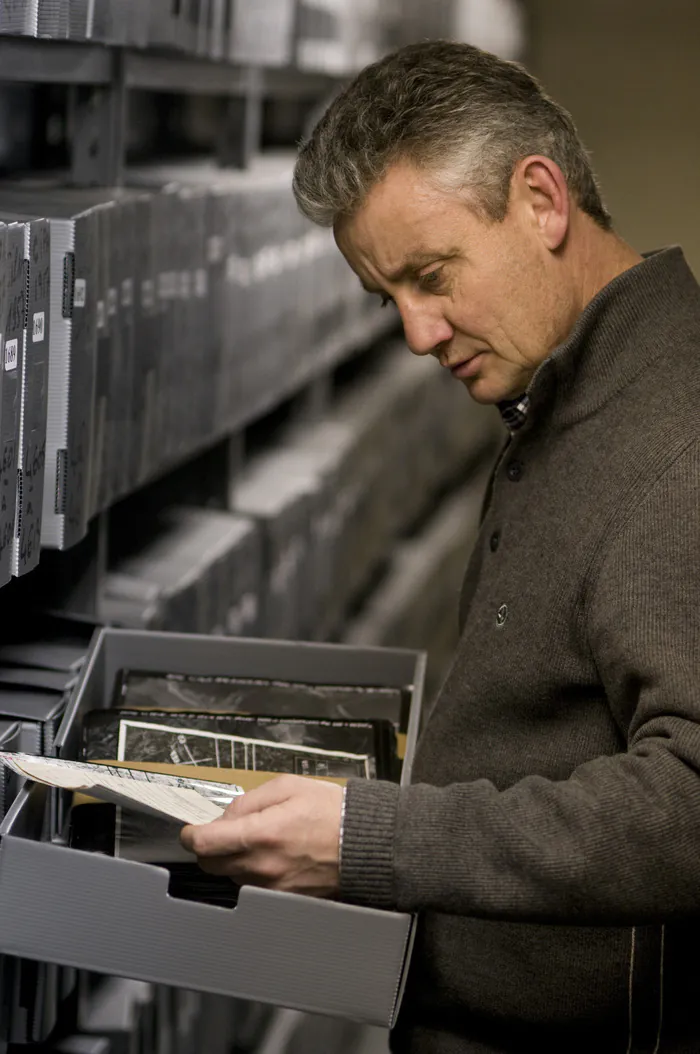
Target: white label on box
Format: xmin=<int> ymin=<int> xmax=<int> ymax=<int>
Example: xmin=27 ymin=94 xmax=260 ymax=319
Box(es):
xmin=226 ymin=254 xmax=251 ymax=288
xmin=195 ymin=268 xmax=208 ymax=298
xmin=32 ymin=312 xmax=45 ymax=343
xmin=121 ymin=278 xmax=133 ymax=308
xmin=159 ymin=272 xmax=177 ymax=300
xmin=108 ymin=287 xmax=118 ymax=316
xmin=96 ymin=300 xmax=106 ymax=330
xmin=4 ymin=338 xmax=18 ymax=371
xmin=207 ymin=235 xmax=224 ymax=264
xmin=74 ymin=278 xmax=87 ymax=308
xmin=226 ymin=593 xmax=259 ymax=636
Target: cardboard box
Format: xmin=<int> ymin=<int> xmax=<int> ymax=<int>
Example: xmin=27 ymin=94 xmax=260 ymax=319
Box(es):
xmin=0 ymin=629 xmax=424 ymax=1026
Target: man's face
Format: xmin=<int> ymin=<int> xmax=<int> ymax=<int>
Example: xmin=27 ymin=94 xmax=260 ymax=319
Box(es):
xmin=334 ymin=160 xmax=572 ymax=404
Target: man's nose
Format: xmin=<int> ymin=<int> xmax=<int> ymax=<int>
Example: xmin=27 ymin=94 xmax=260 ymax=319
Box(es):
xmin=399 ymin=301 xmax=454 ymax=357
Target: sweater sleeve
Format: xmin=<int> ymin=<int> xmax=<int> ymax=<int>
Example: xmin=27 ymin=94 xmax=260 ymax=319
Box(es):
xmin=340 ymin=441 xmax=700 ymax=923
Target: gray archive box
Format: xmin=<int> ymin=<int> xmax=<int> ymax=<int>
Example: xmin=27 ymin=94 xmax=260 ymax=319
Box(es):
xmin=69 ymin=189 xmax=138 ymax=504
xmin=0 ymin=223 xmax=13 ymax=589
xmin=101 ymin=507 xmax=261 ymax=637
xmin=0 ymin=720 xmax=21 ymax=820
xmin=0 ymin=196 xmax=98 ymax=550
xmin=0 ymin=628 xmax=424 ymax=1027
xmin=129 ymin=161 xmax=239 ymax=440
xmin=43 ymin=202 xmax=98 ymax=549
xmin=0 ymin=216 xmax=51 ymax=577
xmin=230 ymin=459 xmax=314 ymax=641
xmin=0 ymin=688 xmax=68 ymax=756
xmin=0 ymin=183 xmax=139 ymax=502
xmin=26 ymin=215 xmax=52 ymax=572
xmin=75 ymin=192 xmax=137 ymax=512
xmin=0 ymin=0 xmax=67 ymax=36
xmin=208 ymin=0 xmax=227 ymax=57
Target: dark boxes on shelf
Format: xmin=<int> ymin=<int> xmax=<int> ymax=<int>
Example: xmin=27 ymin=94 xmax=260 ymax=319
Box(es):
xmin=0 ymin=213 xmax=51 ymax=577
xmin=0 ymin=628 xmax=425 ymax=1027
xmin=229 ymin=455 xmax=315 ymax=641
xmin=101 ymin=506 xmax=262 ymax=637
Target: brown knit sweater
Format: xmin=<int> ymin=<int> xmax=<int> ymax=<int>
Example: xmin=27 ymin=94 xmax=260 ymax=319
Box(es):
xmin=340 ymin=248 xmax=700 ymax=1054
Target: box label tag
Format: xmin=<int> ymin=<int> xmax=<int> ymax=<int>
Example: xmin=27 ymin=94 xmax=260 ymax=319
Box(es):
xmin=74 ymin=279 xmax=87 ymax=308
xmin=32 ymin=312 xmax=45 ymax=343
xmin=4 ymin=338 xmax=18 ymax=371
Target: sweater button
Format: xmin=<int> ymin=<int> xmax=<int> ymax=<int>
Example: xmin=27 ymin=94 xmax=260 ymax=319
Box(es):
xmin=490 ymin=531 xmax=501 ymax=553
xmin=496 ymin=604 xmax=508 ymax=627
xmin=507 ymin=460 xmax=523 ymax=482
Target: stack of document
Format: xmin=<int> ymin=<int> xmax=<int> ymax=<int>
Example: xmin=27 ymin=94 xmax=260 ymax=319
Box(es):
xmin=101 ymin=506 xmax=262 ymax=636
xmin=230 ymin=454 xmax=316 ymax=641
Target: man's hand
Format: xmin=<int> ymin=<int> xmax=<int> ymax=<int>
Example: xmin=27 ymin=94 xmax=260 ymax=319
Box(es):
xmin=180 ymin=775 xmax=344 ymax=898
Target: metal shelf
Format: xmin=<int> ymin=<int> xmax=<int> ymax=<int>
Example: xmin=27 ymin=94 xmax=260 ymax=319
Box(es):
xmin=263 ymin=65 xmax=344 ymax=101
xmin=125 ymin=53 xmax=342 ymax=98
xmin=0 ymin=36 xmax=112 ymax=85
xmin=0 ymin=35 xmax=344 ymax=98
xmin=0 ymin=34 xmax=346 ymax=182
xmin=124 ymin=50 xmax=251 ymax=95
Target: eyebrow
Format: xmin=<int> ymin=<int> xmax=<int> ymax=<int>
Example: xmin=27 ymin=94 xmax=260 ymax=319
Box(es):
xmin=360 ymin=250 xmax=460 ymax=293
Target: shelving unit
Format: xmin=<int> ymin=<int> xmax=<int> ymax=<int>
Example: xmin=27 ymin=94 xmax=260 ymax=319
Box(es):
xmin=0 ymin=35 xmax=344 ymax=186
xmin=0 ymin=31 xmax=391 ymax=618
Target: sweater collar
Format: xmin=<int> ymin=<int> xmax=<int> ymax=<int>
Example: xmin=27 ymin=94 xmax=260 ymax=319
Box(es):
xmin=526 ymin=246 xmax=700 ymax=427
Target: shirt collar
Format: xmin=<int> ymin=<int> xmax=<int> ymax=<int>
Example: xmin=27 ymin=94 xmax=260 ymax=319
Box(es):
xmin=527 ymin=247 xmax=700 ymax=428
xmin=498 ymin=394 xmax=530 ymax=433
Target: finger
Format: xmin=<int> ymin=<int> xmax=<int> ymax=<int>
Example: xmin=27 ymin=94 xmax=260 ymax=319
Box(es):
xmin=180 ymin=824 xmax=196 ymax=853
xmin=181 ymin=807 xmax=283 ymax=858
xmin=223 ymin=775 xmax=304 ymax=819
xmin=180 ymin=816 xmax=248 ymax=857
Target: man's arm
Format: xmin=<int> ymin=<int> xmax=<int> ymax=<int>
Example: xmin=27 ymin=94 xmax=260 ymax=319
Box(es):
xmin=340 ymin=440 xmax=700 ymax=921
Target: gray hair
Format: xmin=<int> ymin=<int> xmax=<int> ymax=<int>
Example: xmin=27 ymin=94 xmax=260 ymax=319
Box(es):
xmin=293 ymin=40 xmax=611 ymax=230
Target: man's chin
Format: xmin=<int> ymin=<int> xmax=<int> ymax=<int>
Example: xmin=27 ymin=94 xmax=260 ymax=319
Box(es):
xmin=460 ymin=371 xmax=525 ymax=407
xmin=459 ymin=375 xmax=504 ymax=405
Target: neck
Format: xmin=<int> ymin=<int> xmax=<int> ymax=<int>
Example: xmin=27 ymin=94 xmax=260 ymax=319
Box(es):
xmin=572 ymin=217 xmax=644 ymax=318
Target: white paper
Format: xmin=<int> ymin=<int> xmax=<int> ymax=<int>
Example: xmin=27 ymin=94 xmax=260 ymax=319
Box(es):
xmin=87 ymin=777 xmax=224 ymax=825
xmin=0 ymin=752 xmax=241 ymax=825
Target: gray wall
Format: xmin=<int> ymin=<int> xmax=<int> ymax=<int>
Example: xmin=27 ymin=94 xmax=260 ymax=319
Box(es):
xmin=528 ymin=0 xmax=700 ymax=276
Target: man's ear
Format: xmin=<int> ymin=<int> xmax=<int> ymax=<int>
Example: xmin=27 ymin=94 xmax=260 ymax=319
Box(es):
xmin=512 ymin=155 xmax=570 ymax=251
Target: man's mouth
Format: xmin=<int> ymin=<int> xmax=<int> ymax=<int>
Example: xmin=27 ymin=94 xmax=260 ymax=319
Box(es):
xmin=447 ymin=353 xmax=487 ymax=380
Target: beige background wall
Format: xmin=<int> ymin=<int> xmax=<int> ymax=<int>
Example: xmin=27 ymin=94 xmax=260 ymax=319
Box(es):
xmin=527 ymin=0 xmax=700 ymax=276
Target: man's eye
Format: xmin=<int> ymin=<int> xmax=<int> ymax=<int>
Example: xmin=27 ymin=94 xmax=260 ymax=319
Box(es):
xmin=418 ymin=269 xmax=443 ymax=291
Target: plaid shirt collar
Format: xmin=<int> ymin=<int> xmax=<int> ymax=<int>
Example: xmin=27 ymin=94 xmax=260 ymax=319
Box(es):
xmin=498 ymin=393 xmax=530 ymax=433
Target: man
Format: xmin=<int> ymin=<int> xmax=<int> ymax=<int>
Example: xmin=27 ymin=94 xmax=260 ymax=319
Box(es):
xmin=182 ymin=41 xmax=700 ymax=1053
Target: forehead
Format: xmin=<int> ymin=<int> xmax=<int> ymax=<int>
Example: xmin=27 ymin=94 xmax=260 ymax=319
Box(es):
xmin=335 ymin=160 xmax=482 ymax=273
